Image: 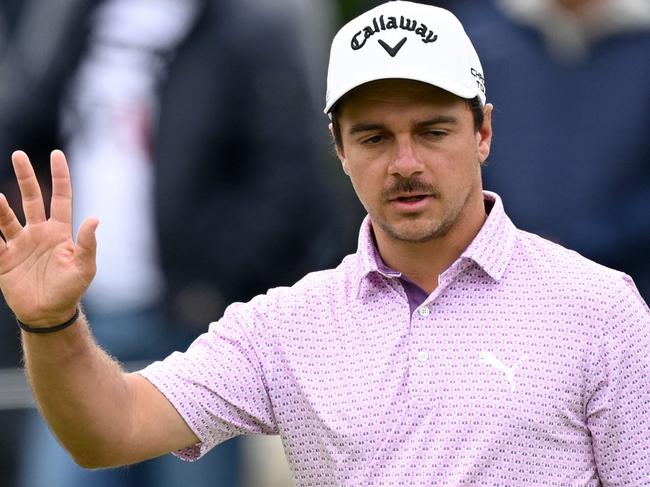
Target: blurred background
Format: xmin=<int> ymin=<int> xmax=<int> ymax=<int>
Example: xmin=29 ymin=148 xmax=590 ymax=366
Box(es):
xmin=0 ymin=0 xmax=647 ymax=486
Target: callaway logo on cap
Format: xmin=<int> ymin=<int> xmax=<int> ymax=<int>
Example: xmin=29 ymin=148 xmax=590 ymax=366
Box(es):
xmin=324 ymin=0 xmax=486 ymax=114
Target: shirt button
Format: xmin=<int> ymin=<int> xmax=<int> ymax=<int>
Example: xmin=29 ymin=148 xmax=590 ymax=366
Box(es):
xmin=417 ymin=351 xmax=429 ymax=362
xmin=418 ymin=306 xmax=431 ymax=317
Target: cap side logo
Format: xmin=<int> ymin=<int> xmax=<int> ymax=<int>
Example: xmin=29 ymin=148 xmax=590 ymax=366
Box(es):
xmin=378 ymin=37 xmax=407 ymax=57
xmin=350 ymin=14 xmax=438 ymax=51
xmin=471 ymin=67 xmax=486 ymax=94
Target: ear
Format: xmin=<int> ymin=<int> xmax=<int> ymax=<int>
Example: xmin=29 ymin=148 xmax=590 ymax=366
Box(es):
xmin=329 ymin=122 xmax=350 ymax=176
xmin=477 ymin=103 xmax=493 ymax=165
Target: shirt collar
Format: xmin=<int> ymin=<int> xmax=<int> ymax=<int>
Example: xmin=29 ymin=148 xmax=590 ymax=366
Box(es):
xmin=462 ymin=191 xmax=517 ymax=281
xmin=354 ymin=216 xmax=394 ymax=285
xmin=354 ymin=191 xmax=517 ymax=296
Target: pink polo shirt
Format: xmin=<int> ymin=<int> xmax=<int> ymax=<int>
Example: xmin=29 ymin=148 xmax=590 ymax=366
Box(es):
xmin=138 ymin=192 xmax=650 ymax=486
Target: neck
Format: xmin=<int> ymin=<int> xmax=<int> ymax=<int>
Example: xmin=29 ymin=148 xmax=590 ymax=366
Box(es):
xmin=374 ymin=193 xmax=487 ymax=293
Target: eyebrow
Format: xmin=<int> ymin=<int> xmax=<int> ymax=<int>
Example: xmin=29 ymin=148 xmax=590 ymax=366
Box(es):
xmin=348 ymin=123 xmax=384 ymax=136
xmin=415 ymin=115 xmax=459 ymax=127
xmin=347 ymin=115 xmax=459 ymax=135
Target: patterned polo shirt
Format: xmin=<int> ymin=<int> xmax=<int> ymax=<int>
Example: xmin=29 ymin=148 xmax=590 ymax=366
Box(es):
xmin=138 ymin=192 xmax=650 ymax=486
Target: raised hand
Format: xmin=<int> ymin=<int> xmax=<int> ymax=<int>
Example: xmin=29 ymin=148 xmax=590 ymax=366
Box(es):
xmin=0 ymin=150 xmax=99 ymax=327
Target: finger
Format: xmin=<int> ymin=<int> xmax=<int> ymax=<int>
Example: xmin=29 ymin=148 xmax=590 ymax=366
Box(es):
xmin=0 ymin=193 xmax=23 ymax=241
xmin=11 ymin=151 xmax=46 ymax=224
xmin=49 ymin=150 xmax=73 ymax=224
xmin=75 ymin=217 xmax=99 ymax=283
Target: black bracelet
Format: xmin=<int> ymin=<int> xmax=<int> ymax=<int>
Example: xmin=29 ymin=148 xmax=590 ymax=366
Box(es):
xmin=17 ymin=307 xmax=81 ymax=334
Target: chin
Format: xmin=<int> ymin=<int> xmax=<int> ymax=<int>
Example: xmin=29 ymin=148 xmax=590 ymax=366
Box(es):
xmin=382 ymin=219 xmax=450 ymax=243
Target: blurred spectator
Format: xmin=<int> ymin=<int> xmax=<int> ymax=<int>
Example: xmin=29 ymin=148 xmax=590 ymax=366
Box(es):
xmin=0 ymin=4 xmax=48 ymax=485
xmin=153 ymin=0 xmax=344 ymax=331
xmin=0 ymin=0 xmax=21 ymax=46
xmin=0 ymin=0 xmax=351 ymax=486
xmin=378 ymin=0 xmax=650 ymax=301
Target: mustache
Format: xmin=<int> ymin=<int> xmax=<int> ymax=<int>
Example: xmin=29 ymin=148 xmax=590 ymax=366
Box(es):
xmin=381 ymin=176 xmax=439 ymax=200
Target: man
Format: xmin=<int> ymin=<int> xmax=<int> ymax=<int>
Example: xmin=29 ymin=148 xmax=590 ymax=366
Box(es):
xmin=0 ymin=1 xmax=648 ymax=485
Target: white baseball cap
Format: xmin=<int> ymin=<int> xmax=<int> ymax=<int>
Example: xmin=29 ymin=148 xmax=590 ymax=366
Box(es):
xmin=324 ymin=1 xmax=486 ymax=114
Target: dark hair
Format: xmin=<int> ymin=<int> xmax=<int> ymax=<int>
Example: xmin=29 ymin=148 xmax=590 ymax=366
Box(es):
xmin=331 ymin=95 xmax=485 ymax=151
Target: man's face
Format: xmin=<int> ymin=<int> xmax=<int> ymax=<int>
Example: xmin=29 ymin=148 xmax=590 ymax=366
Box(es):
xmin=334 ymin=79 xmax=492 ymax=245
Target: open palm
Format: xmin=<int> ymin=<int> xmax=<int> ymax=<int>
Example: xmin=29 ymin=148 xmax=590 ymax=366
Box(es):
xmin=0 ymin=150 xmax=98 ymax=327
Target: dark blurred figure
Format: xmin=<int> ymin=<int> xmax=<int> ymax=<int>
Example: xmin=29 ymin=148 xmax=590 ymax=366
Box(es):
xmin=380 ymin=0 xmax=650 ymax=301
xmin=0 ymin=0 xmax=21 ymax=44
xmin=0 ymin=0 xmax=353 ymax=486
xmin=0 ymin=3 xmax=44 ymax=485
xmin=154 ymin=0 xmax=346 ymax=331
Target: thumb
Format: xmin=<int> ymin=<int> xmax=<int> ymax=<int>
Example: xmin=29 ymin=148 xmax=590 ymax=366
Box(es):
xmin=75 ymin=217 xmax=99 ymax=282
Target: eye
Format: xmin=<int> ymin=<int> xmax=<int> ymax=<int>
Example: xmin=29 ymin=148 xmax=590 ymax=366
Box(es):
xmin=361 ymin=134 xmax=385 ymax=145
xmin=422 ymin=129 xmax=447 ymax=139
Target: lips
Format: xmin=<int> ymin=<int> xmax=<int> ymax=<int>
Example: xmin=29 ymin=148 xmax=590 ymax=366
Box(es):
xmin=388 ymin=193 xmax=432 ymax=211
xmin=393 ymin=194 xmax=427 ymax=202
xmin=389 ymin=192 xmax=430 ymax=202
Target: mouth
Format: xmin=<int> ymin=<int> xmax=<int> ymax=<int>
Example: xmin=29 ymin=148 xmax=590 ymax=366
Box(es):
xmin=389 ymin=192 xmax=431 ymax=202
xmin=393 ymin=194 xmax=428 ymax=203
xmin=388 ymin=193 xmax=432 ymax=211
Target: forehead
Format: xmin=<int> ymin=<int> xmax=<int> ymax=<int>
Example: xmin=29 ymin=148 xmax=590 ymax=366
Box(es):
xmin=336 ymin=79 xmax=466 ymax=120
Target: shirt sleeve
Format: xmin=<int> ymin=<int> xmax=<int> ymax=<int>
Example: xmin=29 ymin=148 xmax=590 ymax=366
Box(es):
xmin=136 ymin=299 xmax=278 ymax=461
xmin=587 ymin=274 xmax=650 ymax=484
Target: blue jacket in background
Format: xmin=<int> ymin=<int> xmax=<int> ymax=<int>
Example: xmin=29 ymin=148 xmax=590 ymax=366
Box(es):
xmin=440 ymin=0 xmax=650 ymax=301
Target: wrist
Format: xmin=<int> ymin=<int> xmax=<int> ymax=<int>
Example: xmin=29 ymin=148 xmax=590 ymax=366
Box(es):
xmin=17 ymin=307 xmax=81 ymax=334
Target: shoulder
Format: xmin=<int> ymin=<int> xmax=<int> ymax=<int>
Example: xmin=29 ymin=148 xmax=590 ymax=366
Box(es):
xmin=511 ymin=228 xmax=646 ymax=310
xmin=504 ymin=230 xmax=650 ymax=386
xmin=256 ymin=254 xmax=357 ymax=312
xmin=514 ymin=228 xmax=622 ymax=279
xmin=221 ymin=254 xmax=358 ymax=323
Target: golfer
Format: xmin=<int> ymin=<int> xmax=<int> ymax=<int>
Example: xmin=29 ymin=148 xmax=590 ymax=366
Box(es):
xmin=0 ymin=2 xmax=648 ymax=485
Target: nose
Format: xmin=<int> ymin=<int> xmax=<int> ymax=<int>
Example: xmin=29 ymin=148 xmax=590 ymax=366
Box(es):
xmin=388 ymin=136 xmax=424 ymax=178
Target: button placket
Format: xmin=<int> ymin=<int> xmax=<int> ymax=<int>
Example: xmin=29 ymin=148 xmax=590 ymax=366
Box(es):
xmin=414 ymin=307 xmax=431 ymax=365
xmin=408 ymin=301 xmax=438 ymax=400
